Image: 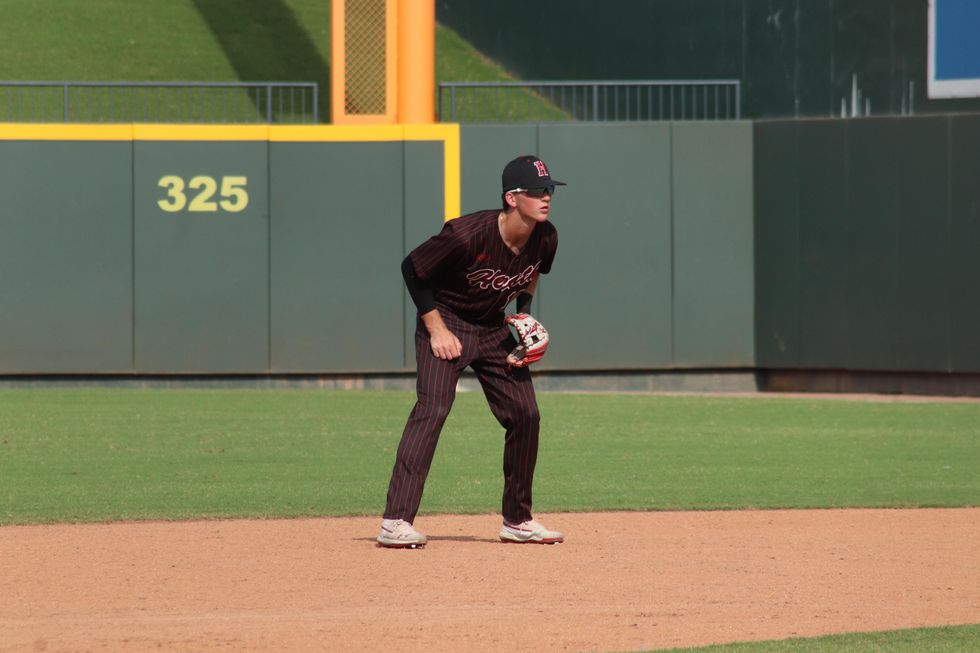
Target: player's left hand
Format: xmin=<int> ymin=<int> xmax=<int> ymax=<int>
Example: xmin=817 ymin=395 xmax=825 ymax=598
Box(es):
xmin=504 ymin=313 xmax=549 ymax=367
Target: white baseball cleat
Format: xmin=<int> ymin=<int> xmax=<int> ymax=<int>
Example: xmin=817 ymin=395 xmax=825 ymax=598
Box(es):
xmin=377 ymin=518 xmax=427 ymax=549
xmin=499 ymin=518 xmax=564 ymax=544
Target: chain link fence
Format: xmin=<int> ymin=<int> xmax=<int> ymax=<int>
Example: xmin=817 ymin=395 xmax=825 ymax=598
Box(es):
xmin=0 ymin=82 xmax=319 ymax=123
xmin=342 ymin=0 xmax=388 ymax=116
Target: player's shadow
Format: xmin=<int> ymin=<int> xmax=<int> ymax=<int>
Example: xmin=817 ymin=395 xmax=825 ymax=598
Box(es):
xmin=429 ymin=535 xmax=499 ymax=544
xmin=358 ymin=535 xmax=500 ymax=545
xmin=190 ymin=0 xmax=330 ymax=120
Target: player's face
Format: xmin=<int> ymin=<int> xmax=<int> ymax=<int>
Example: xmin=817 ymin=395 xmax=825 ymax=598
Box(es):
xmin=511 ymin=187 xmax=554 ymax=222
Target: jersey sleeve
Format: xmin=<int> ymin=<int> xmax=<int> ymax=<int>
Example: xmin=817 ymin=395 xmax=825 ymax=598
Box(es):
xmin=539 ymin=225 xmax=558 ymax=275
xmin=409 ymin=220 xmax=468 ymax=281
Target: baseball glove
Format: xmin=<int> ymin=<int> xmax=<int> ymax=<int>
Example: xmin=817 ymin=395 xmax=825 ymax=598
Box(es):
xmin=504 ymin=313 xmax=550 ymax=367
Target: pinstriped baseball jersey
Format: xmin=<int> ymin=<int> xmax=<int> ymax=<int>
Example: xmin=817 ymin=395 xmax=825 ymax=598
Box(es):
xmin=410 ymin=210 xmax=558 ymax=324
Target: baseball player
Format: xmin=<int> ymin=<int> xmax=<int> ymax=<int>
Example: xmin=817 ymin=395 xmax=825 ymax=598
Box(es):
xmin=377 ymin=155 xmax=565 ymax=549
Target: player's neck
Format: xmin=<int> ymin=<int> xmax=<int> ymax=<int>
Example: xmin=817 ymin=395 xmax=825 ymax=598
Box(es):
xmin=498 ymin=210 xmax=534 ymax=254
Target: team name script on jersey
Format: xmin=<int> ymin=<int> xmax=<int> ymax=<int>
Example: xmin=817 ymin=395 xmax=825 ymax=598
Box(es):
xmin=466 ymin=262 xmax=540 ymax=293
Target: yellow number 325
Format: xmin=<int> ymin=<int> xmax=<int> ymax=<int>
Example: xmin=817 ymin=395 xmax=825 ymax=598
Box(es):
xmin=157 ymin=175 xmax=249 ymax=213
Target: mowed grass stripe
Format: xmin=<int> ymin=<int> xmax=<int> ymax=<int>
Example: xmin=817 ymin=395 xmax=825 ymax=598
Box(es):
xmin=0 ymin=389 xmax=977 ymax=524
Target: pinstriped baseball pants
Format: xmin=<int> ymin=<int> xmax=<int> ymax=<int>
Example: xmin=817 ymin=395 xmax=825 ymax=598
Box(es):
xmin=383 ymin=311 xmax=540 ymax=525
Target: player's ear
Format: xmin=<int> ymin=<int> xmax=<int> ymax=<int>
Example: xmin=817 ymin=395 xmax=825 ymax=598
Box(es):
xmin=503 ymin=191 xmax=518 ymax=209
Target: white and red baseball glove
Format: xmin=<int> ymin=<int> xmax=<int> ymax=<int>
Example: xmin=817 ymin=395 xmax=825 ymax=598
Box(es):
xmin=504 ymin=313 xmax=550 ymax=367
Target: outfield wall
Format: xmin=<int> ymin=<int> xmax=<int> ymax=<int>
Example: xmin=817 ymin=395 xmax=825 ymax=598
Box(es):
xmin=0 ymin=125 xmax=457 ymax=374
xmin=754 ymin=114 xmax=980 ymax=374
xmin=1 ymin=117 xmax=977 ymax=377
xmin=0 ymin=122 xmax=754 ymax=375
xmin=458 ymin=122 xmax=755 ymax=371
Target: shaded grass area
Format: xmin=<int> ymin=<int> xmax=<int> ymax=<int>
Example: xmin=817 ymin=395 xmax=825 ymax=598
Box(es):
xmin=654 ymin=624 xmax=980 ymax=652
xmin=1 ymin=389 xmax=977 ymax=525
xmin=0 ymin=0 xmax=568 ymax=122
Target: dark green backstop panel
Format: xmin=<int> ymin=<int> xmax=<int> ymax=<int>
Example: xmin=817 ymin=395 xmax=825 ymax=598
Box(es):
xmin=845 ymin=118 xmax=901 ymax=371
xmin=758 ymin=115 xmax=963 ymax=374
xmin=402 ymin=141 xmax=446 ymax=369
xmin=796 ymin=121 xmax=849 ymax=369
xmin=948 ymin=115 xmax=980 ymax=372
xmin=753 ymin=121 xmax=800 ymax=368
xmin=895 ymin=117 xmax=951 ymax=372
xmin=270 ymin=142 xmax=404 ymax=372
xmin=133 ymin=141 xmax=269 ymax=373
xmin=671 ymin=121 xmax=754 ymax=367
xmin=0 ymin=141 xmax=133 ymax=373
xmin=536 ymin=123 xmax=673 ymax=369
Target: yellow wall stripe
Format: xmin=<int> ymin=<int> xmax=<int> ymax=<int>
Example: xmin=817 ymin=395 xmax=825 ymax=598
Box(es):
xmin=0 ymin=123 xmax=461 ymax=220
xmin=0 ymin=124 xmax=134 ymax=140
xmin=133 ymin=124 xmax=270 ymax=141
xmin=268 ymin=125 xmax=405 ymax=142
xmin=404 ymin=123 xmax=460 ymax=220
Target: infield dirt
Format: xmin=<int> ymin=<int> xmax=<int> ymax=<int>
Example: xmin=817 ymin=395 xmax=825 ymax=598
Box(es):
xmin=2 ymin=508 xmax=978 ymax=652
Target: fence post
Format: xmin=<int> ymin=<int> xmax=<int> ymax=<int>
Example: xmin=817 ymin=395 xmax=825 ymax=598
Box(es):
xmin=592 ymin=83 xmax=599 ymax=120
xmin=63 ymin=83 xmax=69 ymax=122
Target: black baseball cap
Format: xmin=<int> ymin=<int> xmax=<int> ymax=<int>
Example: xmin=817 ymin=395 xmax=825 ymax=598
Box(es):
xmin=501 ymin=155 xmax=566 ymax=192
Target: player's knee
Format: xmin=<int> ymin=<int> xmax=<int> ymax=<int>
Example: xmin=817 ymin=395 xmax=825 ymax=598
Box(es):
xmin=415 ymin=399 xmax=454 ymax=425
xmin=515 ymin=404 xmax=540 ymax=427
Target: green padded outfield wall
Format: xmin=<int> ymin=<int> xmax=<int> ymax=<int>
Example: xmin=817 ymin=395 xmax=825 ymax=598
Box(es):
xmin=457 ymin=122 xmax=756 ymax=370
xmin=0 ymin=140 xmax=133 ymax=373
xmin=895 ymin=116 xmax=950 ymax=371
xmin=271 ymin=141 xmax=404 ymax=373
xmin=754 ymin=114 xmax=980 ymax=373
xmin=402 ymin=141 xmax=450 ymax=369
xmin=0 ymin=124 xmax=459 ymax=375
xmin=670 ymin=122 xmax=754 ymax=367
xmin=948 ymin=115 xmax=980 ymax=372
xmin=534 ymin=123 xmax=674 ymax=370
xmin=134 ymin=140 xmax=269 ymax=373
xmin=797 ymin=121 xmax=850 ymax=369
xmin=0 ymin=122 xmax=758 ymax=375
xmin=752 ymin=120 xmax=800 ymax=368
xmin=6 ymin=119 xmax=980 ymax=376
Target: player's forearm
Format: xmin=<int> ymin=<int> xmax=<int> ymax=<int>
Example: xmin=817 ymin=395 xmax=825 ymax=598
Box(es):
xmin=525 ymin=275 xmax=539 ymax=295
xmin=420 ymin=309 xmax=451 ymax=336
xmin=516 ymin=292 xmax=533 ymax=314
xmin=516 ymin=274 xmax=539 ymax=314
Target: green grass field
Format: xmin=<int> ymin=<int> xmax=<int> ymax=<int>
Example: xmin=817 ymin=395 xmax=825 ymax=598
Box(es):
xmin=2 ymin=388 xmax=977 ymax=524
xmin=0 ymin=0 xmax=466 ymax=83
xmin=659 ymin=624 xmax=980 ymax=652
xmin=2 ymin=387 xmax=977 ymax=651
